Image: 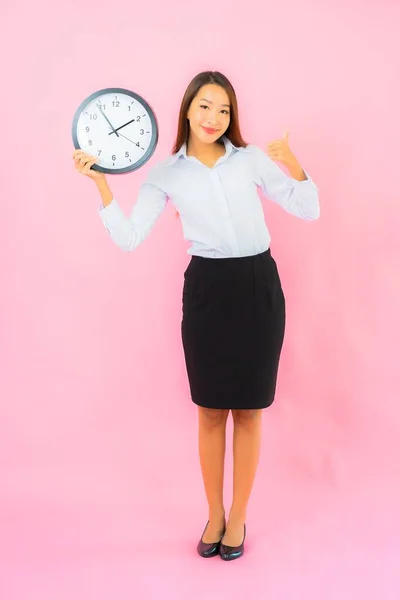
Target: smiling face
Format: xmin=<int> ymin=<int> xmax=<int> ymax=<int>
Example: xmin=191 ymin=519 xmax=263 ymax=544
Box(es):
xmin=186 ymin=84 xmax=231 ymax=146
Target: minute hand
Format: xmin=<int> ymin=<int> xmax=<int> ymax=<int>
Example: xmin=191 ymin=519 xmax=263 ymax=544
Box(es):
xmin=108 ymin=118 xmax=137 ymax=135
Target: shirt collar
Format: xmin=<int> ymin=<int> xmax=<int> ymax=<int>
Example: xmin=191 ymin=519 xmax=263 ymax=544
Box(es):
xmin=164 ymin=135 xmax=248 ymax=167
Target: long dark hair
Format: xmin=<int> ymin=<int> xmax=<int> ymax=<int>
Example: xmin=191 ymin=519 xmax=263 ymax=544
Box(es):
xmin=171 ymin=71 xmax=248 ymax=154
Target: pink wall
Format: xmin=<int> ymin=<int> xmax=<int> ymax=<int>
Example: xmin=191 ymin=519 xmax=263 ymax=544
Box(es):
xmin=2 ymin=0 xmax=400 ymax=597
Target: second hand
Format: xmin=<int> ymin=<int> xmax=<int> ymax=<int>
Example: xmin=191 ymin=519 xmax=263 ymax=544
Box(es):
xmin=107 ymin=126 xmax=138 ymax=146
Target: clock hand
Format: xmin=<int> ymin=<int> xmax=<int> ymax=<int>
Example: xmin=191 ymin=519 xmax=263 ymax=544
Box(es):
xmin=97 ymin=103 xmax=119 ymax=137
xmin=107 ymin=125 xmax=139 ymax=146
xmin=108 ymin=118 xmax=137 ymax=135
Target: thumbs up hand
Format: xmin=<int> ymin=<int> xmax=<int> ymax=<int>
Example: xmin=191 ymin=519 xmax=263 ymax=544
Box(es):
xmin=266 ymin=131 xmax=307 ymax=180
xmin=267 ymin=131 xmax=297 ymax=168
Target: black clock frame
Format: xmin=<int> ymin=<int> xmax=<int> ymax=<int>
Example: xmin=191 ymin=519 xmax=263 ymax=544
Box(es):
xmin=72 ymin=87 xmax=159 ymax=175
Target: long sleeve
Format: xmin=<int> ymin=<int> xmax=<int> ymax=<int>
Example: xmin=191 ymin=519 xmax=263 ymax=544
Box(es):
xmin=98 ymin=163 xmax=168 ymax=251
xmin=250 ymin=145 xmax=320 ymax=220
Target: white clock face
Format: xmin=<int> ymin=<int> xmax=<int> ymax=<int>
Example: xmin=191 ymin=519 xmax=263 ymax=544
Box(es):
xmin=72 ymin=88 xmax=158 ymax=174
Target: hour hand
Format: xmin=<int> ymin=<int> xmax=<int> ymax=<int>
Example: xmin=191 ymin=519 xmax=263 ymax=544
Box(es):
xmin=107 ymin=125 xmax=137 ymax=146
xmin=97 ymin=103 xmax=119 ymax=137
xmin=109 ymin=118 xmax=137 ymax=135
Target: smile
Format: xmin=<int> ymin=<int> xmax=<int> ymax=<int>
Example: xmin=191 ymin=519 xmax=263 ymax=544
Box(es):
xmin=202 ymin=126 xmax=219 ymax=134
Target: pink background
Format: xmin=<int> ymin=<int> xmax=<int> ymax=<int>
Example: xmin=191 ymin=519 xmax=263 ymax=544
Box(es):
xmin=2 ymin=0 xmax=400 ymax=598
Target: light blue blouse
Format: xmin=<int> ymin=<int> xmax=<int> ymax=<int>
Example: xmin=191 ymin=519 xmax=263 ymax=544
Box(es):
xmin=98 ymin=136 xmax=320 ymax=258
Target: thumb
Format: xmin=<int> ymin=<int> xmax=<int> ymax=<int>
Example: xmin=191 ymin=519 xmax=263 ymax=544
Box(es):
xmin=283 ymin=130 xmax=290 ymax=143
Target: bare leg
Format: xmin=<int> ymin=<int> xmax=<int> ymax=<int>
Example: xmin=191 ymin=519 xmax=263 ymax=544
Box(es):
xmin=223 ymin=409 xmax=263 ymax=546
xmin=197 ymin=406 xmax=230 ymax=543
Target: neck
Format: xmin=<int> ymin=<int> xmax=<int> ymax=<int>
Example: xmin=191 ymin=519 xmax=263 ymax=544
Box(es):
xmin=187 ymin=135 xmax=224 ymax=157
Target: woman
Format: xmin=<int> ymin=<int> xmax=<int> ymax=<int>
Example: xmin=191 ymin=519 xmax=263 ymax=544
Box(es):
xmin=72 ymin=71 xmax=320 ymax=562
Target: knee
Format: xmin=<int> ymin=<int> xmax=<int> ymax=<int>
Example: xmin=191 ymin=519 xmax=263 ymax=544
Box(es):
xmin=198 ymin=407 xmax=229 ymax=429
xmin=231 ymin=409 xmax=262 ymax=428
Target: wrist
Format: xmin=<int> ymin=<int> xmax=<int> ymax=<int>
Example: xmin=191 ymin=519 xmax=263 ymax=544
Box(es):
xmin=287 ymin=159 xmax=306 ymax=181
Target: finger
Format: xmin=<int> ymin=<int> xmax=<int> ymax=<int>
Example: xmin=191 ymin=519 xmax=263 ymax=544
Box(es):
xmin=76 ymin=156 xmax=94 ymax=173
xmin=72 ymin=149 xmax=85 ymax=159
xmin=268 ymin=140 xmax=283 ymax=148
xmin=75 ymin=151 xmax=96 ymax=163
xmin=74 ymin=152 xmax=85 ymax=164
xmin=75 ymin=157 xmax=85 ymax=169
xmin=83 ymin=156 xmax=97 ymax=170
xmin=83 ymin=157 xmax=98 ymax=174
xmin=268 ymin=150 xmax=282 ymax=160
xmin=79 ymin=156 xmax=93 ymax=167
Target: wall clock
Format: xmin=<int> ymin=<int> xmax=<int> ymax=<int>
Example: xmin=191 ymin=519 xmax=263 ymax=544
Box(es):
xmin=71 ymin=87 xmax=158 ymax=175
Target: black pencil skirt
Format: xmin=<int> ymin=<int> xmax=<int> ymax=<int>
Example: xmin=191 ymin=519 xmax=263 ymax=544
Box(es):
xmin=181 ymin=248 xmax=286 ymax=410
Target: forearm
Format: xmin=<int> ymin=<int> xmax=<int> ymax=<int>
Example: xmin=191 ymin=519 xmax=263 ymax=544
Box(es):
xmin=287 ymin=159 xmax=307 ymax=181
xmin=96 ymin=177 xmax=113 ymax=207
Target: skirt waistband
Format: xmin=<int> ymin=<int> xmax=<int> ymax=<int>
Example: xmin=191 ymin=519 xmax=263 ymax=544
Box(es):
xmin=189 ymin=248 xmax=271 ymax=265
xmin=184 ymin=248 xmax=272 ymax=280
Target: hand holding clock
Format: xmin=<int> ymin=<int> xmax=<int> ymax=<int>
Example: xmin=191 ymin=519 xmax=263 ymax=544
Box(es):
xmin=72 ymin=149 xmax=105 ymax=181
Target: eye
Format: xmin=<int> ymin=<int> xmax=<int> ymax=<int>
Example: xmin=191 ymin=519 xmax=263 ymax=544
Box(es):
xmin=200 ymin=105 xmax=229 ymax=115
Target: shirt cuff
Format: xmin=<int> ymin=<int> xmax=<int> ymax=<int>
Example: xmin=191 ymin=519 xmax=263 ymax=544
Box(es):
xmin=295 ymin=169 xmax=319 ymax=191
xmin=97 ymin=197 xmax=123 ymax=234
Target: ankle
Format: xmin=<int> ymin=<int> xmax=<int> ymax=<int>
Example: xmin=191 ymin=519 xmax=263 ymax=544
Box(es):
xmin=208 ymin=507 xmax=225 ymax=521
xmin=228 ymin=510 xmax=246 ymax=524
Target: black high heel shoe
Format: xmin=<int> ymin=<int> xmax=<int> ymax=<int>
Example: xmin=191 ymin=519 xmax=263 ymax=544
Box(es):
xmin=219 ymin=523 xmax=246 ymax=561
xmin=197 ymin=519 xmax=226 ymax=558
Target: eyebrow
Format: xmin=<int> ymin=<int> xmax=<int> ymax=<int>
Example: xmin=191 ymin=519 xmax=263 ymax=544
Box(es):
xmin=199 ymin=98 xmax=230 ymax=108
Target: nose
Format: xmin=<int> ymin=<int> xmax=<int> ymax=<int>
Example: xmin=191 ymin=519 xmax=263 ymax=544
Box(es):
xmin=206 ymin=111 xmax=219 ymax=125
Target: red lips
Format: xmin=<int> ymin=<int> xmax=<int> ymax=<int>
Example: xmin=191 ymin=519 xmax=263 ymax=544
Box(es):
xmin=202 ymin=126 xmax=218 ymax=134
